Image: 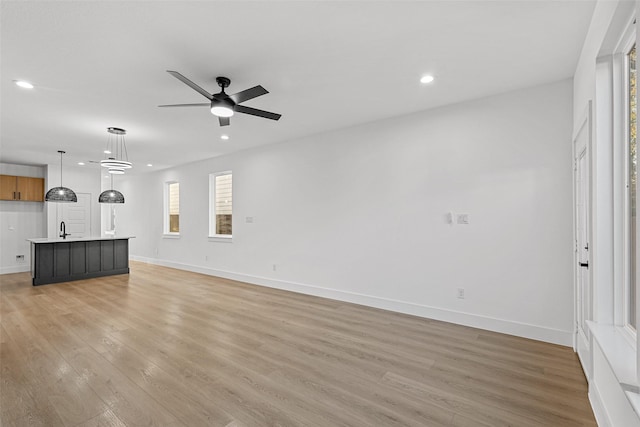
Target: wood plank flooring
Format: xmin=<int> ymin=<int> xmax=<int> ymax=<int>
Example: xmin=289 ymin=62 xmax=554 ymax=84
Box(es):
xmin=0 ymin=261 xmax=596 ymax=426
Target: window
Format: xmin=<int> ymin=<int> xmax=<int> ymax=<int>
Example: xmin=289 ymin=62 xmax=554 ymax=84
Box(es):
xmin=628 ymin=43 xmax=637 ymax=330
xmin=164 ymin=181 xmax=180 ymax=235
xmin=209 ymin=172 xmax=232 ymax=238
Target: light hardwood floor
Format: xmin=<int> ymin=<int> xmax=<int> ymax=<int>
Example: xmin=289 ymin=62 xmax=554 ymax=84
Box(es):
xmin=1 ymin=261 xmax=596 ymax=426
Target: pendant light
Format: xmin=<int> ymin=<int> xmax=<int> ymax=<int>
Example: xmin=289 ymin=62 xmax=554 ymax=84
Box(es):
xmin=99 ymin=173 xmax=125 ymax=204
xmin=45 ymin=150 xmax=77 ymax=203
xmin=100 ymin=127 xmax=132 ymax=174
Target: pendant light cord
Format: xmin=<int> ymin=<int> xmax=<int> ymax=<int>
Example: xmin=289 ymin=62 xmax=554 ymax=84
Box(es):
xmin=59 ymin=150 xmax=64 ymax=186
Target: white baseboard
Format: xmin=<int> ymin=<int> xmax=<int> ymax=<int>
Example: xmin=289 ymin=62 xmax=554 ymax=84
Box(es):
xmin=130 ymin=255 xmax=574 ymax=346
xmin=589 ymin=382 xmax=611 ymax=427
xmin=0 ymin=265 xmax=30 ymax=275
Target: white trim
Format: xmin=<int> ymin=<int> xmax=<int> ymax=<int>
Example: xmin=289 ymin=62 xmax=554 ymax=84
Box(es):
xmin=615 ymin=48 xmax=629 ymax=330
xmin=209 ymin=171 xmax=233 ymax=239
xmin=614 ymin=13 xmax=636 ymax=55
xmin=573 ymin=100 xmax=594 ymax=367
xmin=130 ymin=255 xmax=574 ymax=346
xmin=589 ymin=382 xmax=613 ymax=427
xmin=0 ymin=265 xmax=30 ymax=275
xmin=589 ymin=321 xmax=640 ymax=425
xmin=164 ymin=180 xmax=180 ymax=235
xmin=622 ymin=40 xmax=636 ymax=332
xmin=162 ymin=234 xmax=180 ymax=239
xmin=589 ymin=320 xmax=638 ymax=386
xmin=208 ymin=236 xmax=232 ymax=243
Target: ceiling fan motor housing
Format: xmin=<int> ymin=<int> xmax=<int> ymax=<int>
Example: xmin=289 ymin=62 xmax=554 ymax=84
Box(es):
xmin=216 ymin=76 xmax=231 ymax=89
xmin=211 ymin=78 xmax=235 ymax=115
xmin=210 ymin=97 xmax=235 ymax=117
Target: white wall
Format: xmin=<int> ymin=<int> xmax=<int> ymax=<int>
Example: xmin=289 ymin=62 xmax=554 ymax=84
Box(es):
xmin=0 ymin=163 xmax=46 ymax=274
xmin=120 ymin=79 xmax=575 ymax=345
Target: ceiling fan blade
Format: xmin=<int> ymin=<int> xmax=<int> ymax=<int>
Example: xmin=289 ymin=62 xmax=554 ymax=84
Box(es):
xmin=230 ymin=85 xmax=268 ymax=104
xmin=219 ymin=117 xmax=230 ymax=126
xmin=158 ymin=103 xmax=210 ymax=107
xmin=166 ymin=70 xmax=213 ymax=100
xmin=234 ymin=104 xmax=281 ymax=121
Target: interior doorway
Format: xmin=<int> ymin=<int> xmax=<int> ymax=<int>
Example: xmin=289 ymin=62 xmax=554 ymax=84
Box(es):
xmin=574 ymin=104 xmax=592 ymax=379
xmin=56 ymin=192 xmax=92 ymax=238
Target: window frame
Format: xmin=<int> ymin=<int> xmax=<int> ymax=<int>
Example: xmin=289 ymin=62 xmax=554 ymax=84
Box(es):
xmin=619 ymin=24 xmax=638 ymax=338
xmin=208 ymin=171 xmax=233 ymax=241
xmin=163 ymin=180 xmax=180 ymax=237
xmin=591 ymin=6 xmax=640 ymax=404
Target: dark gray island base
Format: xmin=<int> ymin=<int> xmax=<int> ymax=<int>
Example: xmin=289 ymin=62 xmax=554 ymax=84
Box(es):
xmin=28 ymin=237 xmax=134 ymax=286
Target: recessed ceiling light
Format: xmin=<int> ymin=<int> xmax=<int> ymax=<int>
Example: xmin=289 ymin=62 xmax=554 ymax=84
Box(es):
xmin=420 ymin=75 xmax=435 ymax=84
xmin=77 ymin=162 xmax=85 ymax=166
xmin=15 ymin=80 xmax=34 ymax=89
xmin=104 ymin=150 xmax=111 ymax=154
xmin=147 ymin=163 xmax=153 ymax=167
xmin=220 ymin=135 xmax=229 ymax=140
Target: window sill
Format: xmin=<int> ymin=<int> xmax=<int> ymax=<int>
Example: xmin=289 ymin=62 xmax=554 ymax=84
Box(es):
xmin=588 ymin=321 xmax=636 ymax=386
xmin=208 ymin=235 xmax=232 ymax=243
xmin=162 ymin=234 xmax=180 ymax=239
xmin=588 ymin=321 xmax=640 ymax=418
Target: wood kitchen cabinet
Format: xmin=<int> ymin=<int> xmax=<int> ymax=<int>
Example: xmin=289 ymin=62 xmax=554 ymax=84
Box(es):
xmin=0 ymin=175 xmax=45 ymax=201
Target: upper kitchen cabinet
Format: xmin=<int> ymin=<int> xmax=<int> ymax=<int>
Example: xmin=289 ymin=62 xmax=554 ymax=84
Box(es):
xmin=0 ymin=175 xmax=44 ymax=201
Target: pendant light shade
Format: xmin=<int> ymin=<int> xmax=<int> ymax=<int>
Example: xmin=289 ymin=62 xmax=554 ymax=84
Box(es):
xmin=99 ymin=172 xmax=125 ymax=203
xmin=98 ymin=189 xmax=125 ymax=204
xmin=45 ymin=151 xmax=77 ymax=203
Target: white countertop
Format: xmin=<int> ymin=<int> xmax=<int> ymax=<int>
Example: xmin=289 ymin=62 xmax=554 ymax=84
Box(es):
xmin=27 ymin=236 xmax=135 ymax=243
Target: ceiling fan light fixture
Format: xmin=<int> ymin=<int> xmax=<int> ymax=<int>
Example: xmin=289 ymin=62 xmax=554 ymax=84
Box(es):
xmin=211 ymin=103 xmax=234 ymax=118
xmin=211 ymin=106 xmax=234 ymax=117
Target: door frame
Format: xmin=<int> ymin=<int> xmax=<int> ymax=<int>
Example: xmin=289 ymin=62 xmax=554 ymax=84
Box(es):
xmin=573 ymin=101 xmax=593 ymax=379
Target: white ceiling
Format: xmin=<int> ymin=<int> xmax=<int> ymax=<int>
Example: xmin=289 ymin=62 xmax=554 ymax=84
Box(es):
xmin=1 ymin=1 xmax=595 ymax=173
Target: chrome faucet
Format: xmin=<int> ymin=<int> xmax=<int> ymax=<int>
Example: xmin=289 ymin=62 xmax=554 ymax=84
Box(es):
xmin=59 ymin=221 xmax=70 ymax=239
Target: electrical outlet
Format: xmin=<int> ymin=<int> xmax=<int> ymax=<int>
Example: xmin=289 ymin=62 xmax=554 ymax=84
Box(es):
xmin=457 ymin=288 xmax=465 ymax=299
xmin=245 ymin=216 xmax=254 ymax=223
xmin=272 ymin=264 xmax=277 ymax=272
xmin=16 ymin=255 xmax=24 ymax=263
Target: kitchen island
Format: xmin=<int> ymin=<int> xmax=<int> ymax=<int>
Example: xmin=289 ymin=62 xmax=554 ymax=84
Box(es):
xmin=27 ymin=236 xmax=134 ymax=286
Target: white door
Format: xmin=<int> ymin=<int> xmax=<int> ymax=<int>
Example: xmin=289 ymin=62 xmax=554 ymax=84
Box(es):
xmin=574 ymin=106 xmax=592 ymax=379
xmin=57 ymin=192 xmax=92 ymax=238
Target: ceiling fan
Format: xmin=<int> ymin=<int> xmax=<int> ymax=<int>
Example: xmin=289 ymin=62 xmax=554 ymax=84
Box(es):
xmin=159 ymin=71 xmax=281 ymax=127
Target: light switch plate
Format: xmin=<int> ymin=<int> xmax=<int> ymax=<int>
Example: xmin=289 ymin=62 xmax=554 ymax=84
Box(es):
xmin=456 ymin=214 xmax=469 ymax=225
